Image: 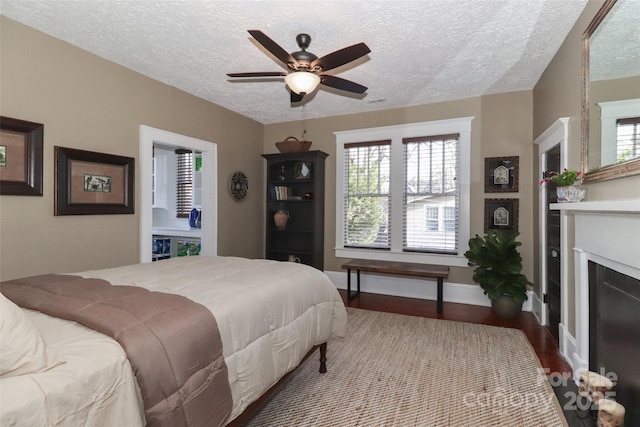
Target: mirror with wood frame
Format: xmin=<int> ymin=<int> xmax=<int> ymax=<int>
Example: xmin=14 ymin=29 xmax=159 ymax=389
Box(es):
xmin=582 ymin=0 xmax=640 ymax=183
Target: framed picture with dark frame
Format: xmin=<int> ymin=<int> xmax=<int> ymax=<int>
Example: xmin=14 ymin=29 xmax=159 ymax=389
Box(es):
xmin=294 ymin=161 xmax=312 ymax=179
xmin=484 ymin=198 xmax=519 ymax=233
xmin=54 ymin=146 xmax=135 ymax=215
xmin=484 ymin=156 xmax=519 ymax=192
xmin=0 ymin=116 xmax=43 ymax=196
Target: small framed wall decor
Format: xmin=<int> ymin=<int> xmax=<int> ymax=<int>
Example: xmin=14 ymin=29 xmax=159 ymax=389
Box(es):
xmin=294 ymin=161 xmax=312 ymax=179
xmin=484 ymin=156 xmax=519 ymax=192
xmin=0 ymin=116 xmax=44 ymax=196
xmin=228 ymin=171 xmax=249 ymax=201
xmin=485 ymin=198 xmax=519 ymax=233
xmin=54 ymin=146 xmax=134 ymax=215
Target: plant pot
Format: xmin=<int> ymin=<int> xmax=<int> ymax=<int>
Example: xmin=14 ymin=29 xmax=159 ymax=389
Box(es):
xmin=556 ymin=185 xmax=585 ymax=202
xmin=491 ymin=295 xmax=523 ymax=318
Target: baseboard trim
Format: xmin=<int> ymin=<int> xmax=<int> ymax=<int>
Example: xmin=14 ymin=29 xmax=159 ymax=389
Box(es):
xmin=324 ymin=270 xmax=533 ymax=312
xmin=558 ymin=325 xmax=582 ymax=384
xmin=531 ymin=292 xmax=544 ymax=325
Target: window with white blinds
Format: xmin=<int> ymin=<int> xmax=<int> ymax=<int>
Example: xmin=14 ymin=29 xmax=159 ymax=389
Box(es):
xmin=403 ymin=134 xmax=459 ymax=254
xmin=343 ymin=141 xmax=391 ymax=249
xmin=175 ymin=149 xmax=193 ymax=218
xmin=616 ymin=117 xmax=640 ymax=163
xmin=335 ymin=117 xmax=472 ymax=267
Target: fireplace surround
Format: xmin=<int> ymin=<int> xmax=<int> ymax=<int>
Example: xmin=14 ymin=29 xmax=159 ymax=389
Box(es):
xmin=589 ymin=261 xmax=639 ymax=424
xmin=552 ymin=199 xmax=640 ymax=424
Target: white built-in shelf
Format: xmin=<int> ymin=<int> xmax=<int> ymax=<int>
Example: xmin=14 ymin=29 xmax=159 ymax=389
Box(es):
xmin=152 ymin=227 xmax=202 ymax=238
xmin=551 ymin=199 xmax=640 ymax=213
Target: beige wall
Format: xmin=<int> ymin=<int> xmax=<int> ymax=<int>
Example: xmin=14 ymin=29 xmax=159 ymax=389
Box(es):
xmin=4 ymin=2 xmax=633 ymax=310
xmin=0 ymin=17 xmax=264 ymax=281
xmin=533 ymin=0 xmax=640 ymax=335
xmin=264 ymin=91 xmax=536 ymax=286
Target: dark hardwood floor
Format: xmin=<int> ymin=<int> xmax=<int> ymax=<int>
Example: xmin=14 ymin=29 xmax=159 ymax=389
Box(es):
xmin=339 ymin=289 xmax=573 ymax=378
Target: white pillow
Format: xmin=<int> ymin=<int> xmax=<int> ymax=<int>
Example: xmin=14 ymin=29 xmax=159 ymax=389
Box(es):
xmin=0 ymin=292 xmax=63 ymax=377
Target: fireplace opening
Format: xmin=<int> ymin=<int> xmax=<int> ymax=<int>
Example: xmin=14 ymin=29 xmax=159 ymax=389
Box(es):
xmin=588 ymin=261 xmax=640 ymax=425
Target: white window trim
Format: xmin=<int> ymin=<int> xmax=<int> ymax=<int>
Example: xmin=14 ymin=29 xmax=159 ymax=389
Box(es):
xmin=335 ymin=117 xmax=473 ymax=267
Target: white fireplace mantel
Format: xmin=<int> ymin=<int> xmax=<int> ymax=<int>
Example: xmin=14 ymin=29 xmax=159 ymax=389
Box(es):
xmin=550 ymin=198 xmax=640 ymax=382
xmin=550 ymin=199 xmax=640 ymax=213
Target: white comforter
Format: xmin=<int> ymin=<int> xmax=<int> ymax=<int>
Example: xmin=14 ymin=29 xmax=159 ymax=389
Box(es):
xmin=1 ymin=309 xmax=145 ymax=427
xmin=1 ymin=256 xmax=347 ymax=426
xmin=78 ymin=256 xmax=347 ymax=422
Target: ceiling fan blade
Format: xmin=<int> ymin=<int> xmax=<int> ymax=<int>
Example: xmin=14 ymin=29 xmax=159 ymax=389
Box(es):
xmin=227 ymin=71 xmax=287 ymax=78
xmin=248 ymin=30 xmax=299 ymax=68
xmin=320 ymin=75 xmax=367 ymax=94
xmin=311 ymin=43 xmax=370 ymax=72
xmin=290 ymin=91 xmax=304 ymax=103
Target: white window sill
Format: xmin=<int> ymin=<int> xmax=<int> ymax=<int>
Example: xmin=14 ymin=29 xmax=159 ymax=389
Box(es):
xmin=335 ymin=247 xmax=469 ymax=267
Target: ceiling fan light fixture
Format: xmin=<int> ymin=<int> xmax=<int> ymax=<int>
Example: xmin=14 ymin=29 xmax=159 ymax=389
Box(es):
xmin=285 ymin=71 xmax=320 ymax=95
xmin=230 ymin=31 xmax=370 ymax=102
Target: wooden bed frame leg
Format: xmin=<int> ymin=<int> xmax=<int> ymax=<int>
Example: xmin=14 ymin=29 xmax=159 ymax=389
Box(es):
xmin=319 ymin=342 xmax=327 ymax=373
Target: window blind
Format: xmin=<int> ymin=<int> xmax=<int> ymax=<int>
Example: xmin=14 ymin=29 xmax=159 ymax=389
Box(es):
xmin=616 ymin=117 xmax=640 ymax=162
xmin=343 ymin=141 xmax=391 ymax=249
xmin=402 ymin=134 xmax=459 ymax=254
xmin=175 ymin=149 xmax=193 ymax=218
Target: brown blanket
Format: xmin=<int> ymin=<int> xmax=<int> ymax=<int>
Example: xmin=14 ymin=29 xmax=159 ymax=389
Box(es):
xmin=1 ymin=274 xmax=233 ymax=427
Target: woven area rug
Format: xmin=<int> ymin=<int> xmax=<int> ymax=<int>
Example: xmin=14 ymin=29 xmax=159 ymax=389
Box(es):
xmin=241 ymin=308 xmax=567 ymax=427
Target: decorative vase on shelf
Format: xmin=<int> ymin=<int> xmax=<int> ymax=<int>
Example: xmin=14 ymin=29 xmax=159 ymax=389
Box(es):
xmin=274 ymin=210 xmax=289 ymax=230
xmin=189 ymin=208 xmax=199 ymax=228
xmin=557 ymin=185 xmax=586 ymax=203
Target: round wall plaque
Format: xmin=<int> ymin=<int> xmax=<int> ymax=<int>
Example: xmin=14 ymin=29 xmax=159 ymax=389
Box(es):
xmin=228 ymin=171 xmax=249 ymax=201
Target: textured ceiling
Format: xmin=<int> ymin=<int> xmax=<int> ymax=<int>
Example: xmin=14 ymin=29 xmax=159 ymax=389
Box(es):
xmin=1 ymin=0 xmax=592 ymax=125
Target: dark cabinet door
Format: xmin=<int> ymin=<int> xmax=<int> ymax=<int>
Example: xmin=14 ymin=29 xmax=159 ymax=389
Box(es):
xmin=262 ymin=151 xmax=328 ymax=270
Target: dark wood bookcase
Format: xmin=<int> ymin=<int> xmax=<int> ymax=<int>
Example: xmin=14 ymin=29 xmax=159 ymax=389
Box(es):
xmin=262 ymin=150 xmax=328 ymax=270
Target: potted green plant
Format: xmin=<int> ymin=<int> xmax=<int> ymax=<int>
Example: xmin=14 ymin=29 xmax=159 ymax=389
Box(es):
xmin=540 ymin=168 xmax=585 ymax=202
xmin=464 ymin=230 xmax=530 ymax=318
xmin=539 ymin=168 xmax=581 ymax=186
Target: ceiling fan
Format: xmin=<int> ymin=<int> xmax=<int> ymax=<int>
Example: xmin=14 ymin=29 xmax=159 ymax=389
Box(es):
xmin=227 ymin=30 xmax=371 ymax=103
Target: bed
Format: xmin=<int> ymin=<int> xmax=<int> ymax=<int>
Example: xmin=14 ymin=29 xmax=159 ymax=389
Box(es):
xmin=0 ymin=256 xmax=348 ymax=426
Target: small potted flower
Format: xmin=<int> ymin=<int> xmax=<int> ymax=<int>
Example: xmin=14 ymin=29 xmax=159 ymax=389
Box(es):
xmin=540 ymin=168 xmax=585 ymax=202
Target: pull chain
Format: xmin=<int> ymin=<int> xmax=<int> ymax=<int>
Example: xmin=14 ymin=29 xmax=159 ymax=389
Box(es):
xmin=301 ymin=105 xmax=307 ymax=140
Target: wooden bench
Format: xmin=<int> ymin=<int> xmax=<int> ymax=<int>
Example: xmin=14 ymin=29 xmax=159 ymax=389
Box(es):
xmin=341 ymin=259 xmax=450 ymax=313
